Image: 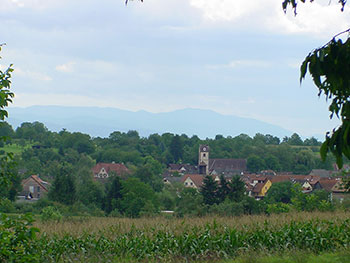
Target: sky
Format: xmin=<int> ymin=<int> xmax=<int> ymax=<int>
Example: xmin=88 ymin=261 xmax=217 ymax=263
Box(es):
xmin=1 ymin=0 xmax=349 ymax=138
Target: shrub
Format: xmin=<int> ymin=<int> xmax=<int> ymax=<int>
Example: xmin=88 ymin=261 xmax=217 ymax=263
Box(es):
xmin=267 ymin=202 xmax=291 ymax=214
xmin=0 ymin=213 xmax=39 ymax=262
xmin=40 ymin=206 xmax=62 ymax=222
xmin=0 ymin=198 xmax=15 ymax=213
xmin=209 ymin=199 xmax=244 ymax=216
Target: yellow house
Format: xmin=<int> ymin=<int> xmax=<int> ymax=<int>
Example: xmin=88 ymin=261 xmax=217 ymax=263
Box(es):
xmin=251 ymin=179 xmax=272 ymax=200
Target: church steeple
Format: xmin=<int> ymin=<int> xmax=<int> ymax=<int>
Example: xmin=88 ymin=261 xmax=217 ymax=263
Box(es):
xmin=198 ymin=144 xmax=209 ymax=175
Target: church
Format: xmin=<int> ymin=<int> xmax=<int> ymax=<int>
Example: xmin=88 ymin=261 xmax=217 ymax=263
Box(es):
xmin=198 ymin=144 xmax=247 ymax=176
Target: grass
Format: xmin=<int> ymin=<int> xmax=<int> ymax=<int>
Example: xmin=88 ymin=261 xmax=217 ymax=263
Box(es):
xmin=1 ymin=142 xmax=32 ymax=154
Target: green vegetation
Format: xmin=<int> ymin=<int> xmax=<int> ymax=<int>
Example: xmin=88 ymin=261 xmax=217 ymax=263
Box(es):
xmin=10 ymin=212 xmax=350 ymax=262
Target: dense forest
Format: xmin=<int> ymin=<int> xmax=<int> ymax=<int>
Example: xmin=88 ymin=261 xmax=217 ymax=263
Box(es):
xmin=0 ymin=121 xmax=341 ymax=217
xmin=0 ymin=121 xmax=334 ymax=175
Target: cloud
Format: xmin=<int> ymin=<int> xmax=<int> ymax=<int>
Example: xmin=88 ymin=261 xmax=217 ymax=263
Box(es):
xmin=55 ymin=61 xmax=75 ymax=73
xmin=14 ymin=67 xmax=52 ymax=81
xmin=190 ymin=0 xmax=350 ymax=37
xmin=189 ymin=0 xmax=257 ymax=21
xmin=1 ymin=0 xmax=69 ymax=10
xmin=207 ymin=60 xmax=271 ymax=69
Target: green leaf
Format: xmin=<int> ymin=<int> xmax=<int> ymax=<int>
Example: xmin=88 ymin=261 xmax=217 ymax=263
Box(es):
xmin=320 ymin=140 xmax=328 ymax=161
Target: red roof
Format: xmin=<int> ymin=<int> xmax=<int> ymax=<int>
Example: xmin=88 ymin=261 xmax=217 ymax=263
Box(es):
xmin=181 ymin=174 xmax=210 ymax=188
xmin=92 ymin=163 xmax=129 ymax=176
xmin=22 ymin=175 xmax=49 ymax=192
xmin=319 ymin=178 xmax=338 ymax=192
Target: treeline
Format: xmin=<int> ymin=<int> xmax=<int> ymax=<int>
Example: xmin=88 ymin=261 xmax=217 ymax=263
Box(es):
xmin=0 ymin=121 xmax=335 ymax=177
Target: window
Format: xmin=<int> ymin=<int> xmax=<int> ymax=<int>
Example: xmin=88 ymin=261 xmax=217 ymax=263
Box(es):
xmin=203 ymin=153 xmax=206 ymax=157
xmin=29 ymin=186 xmax=34 ymax=193
xmin=37 ymin=186 xmax=40 ymax=192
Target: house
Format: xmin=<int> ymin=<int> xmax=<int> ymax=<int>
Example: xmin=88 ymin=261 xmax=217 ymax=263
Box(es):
xmin=198 ymin=145 xmax=247 ymax=176
xmin=19 ymin=175 xmax=50 ymax=200
xmin=181 ymin=174 xmax=205 ymax=189
xmin=92 ymin=162 xmax=129 ymax=179
xmin=244 ymin=174 xmax=272 ymax=200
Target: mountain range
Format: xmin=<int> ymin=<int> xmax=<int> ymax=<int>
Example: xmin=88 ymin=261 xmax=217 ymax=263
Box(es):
xmin=6 ymin=106 xmax=292 ymax=139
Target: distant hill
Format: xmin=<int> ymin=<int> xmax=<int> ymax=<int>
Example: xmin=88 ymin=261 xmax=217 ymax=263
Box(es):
xmin=7 ymin=106 xmax=292 ymax=138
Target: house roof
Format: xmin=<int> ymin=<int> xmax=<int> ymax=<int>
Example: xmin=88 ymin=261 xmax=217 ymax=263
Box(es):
xmin=252 ymin=182 xmax=265 ymax=193
xmin=209 ymin=159 xmax=246 ymax=174
xmin=309 ymin=169 xmax=333 ymax=178
xmin=168 ymin=163 xmax=196 ymax=171
xmin=331 ymin=180 xmax=348 ymax=193
xmin=267 ymin=174 xmax=321 ymax=184
xmin=92 ymin=162 xmax=129 ymax=175
xmin=22 ymin=175 xmax=49 ymax=192
xmin=181 ymin=174 xmax=206 ymax=188
xmin=318 ymin=179 xmax=338 ymax=192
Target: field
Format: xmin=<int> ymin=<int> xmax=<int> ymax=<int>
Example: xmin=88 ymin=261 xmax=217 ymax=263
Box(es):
xmin=19 ymin=211 xmax=349 ymax=262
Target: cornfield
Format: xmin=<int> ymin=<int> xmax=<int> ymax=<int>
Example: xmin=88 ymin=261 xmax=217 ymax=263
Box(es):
xmin=30 ymin=212 xmax=350 ymax=262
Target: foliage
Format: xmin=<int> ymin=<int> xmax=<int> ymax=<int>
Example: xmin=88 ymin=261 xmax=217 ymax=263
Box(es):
xmin=104 ymin=175 xmax=123 ymax=214
xmin=176 ymin=187 xmax=204 ymax=217
xmin=40 ymin=206 xmax=62 ymax=222
xmin=0 ymin=213 xmax=39 ymax=263
xmin=26 ymin=217 xmax=350 ymax=261
xmin=200 ymin=175 xmax=219 ymax=205
xmin=283 ymin=0 xmax=350 ymax=169
xmin=0 ymin=198 xmax=15 ymax=213
xmin=228 ymin=175 xmax=246 ymax=202
xmin=48 ymin=166 xmax=76 ymax=205
xmin=209 ymin=199 xmax=244 ymax=216
xmin=120 ymin=177 xmax=159 ymax=217
xmin=267 ymin=202 xmax=292 ymax=214
xmin=247 ymin=155 xmax=266 ymax=173
xmin=265 ymin=181 xmax=297 ymax=204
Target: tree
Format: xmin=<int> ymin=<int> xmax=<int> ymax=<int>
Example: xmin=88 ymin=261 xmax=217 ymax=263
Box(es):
xmin=120 ymin=178 xmax=159 ymax=217
xmin=283 ymin=1 xmax=350 ymax=168
xmin=265 ymin=181 xmax=296 ymax=204
xmin=200 ymin=175 xmax=219 ymax=205
xmin=48 ymin=165 xmax=76 ymax=205
xmin=217 ymin=175 xmax=230 ymax=203
xmin=0 ymin=122 xmax=14 ymax=138
xmin=169 ymin=135 xmax=183 ymax=163
xmin=104 ymin=176 xmax=123 ymax=214
xmin=0 ymin=44 xmax=15 ymax=188
xmin=134 ymin=156 xmax=164 ymax=192
xmin=247 ymin=155 xmax=266 ymax=173
xmin=227 ymin=175 xmax=245 ymax=202
xmin=176 ymin=187 xmax=204 ymax=216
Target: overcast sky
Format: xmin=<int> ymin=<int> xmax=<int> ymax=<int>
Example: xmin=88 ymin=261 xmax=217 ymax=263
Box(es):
xmin=1 ymin=0 xmax=349 ymax=138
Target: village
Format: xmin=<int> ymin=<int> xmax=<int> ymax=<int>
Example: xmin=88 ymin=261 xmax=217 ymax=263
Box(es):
xmin=19 ymin=144 xmax=349 ymax=208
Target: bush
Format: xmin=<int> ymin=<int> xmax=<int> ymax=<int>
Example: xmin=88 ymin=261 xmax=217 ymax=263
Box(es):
xmin=109 ymin=209 xmax=123 ymax=218
xmin=40 ymin=206 xmax=62 ymax=222
xmin=14 ymin=202 xmax=35 ymax=213
xmin=0 ymin=198 xmax=15 ymax=213
xmin=0 ymin=213 xmax=39 ymax=262
xmin=267 ymin=202 xmax=292 ymax=214
xmin=209 ymin=199 xmax=244 ymax=217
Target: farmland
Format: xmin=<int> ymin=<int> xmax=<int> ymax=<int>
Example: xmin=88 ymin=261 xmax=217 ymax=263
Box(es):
xmin=4 ymin=211 xmax=350 ymax=262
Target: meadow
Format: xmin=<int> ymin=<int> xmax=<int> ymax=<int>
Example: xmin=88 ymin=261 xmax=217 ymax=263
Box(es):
xmin=21 ymin=211 xmax=350 ymax=262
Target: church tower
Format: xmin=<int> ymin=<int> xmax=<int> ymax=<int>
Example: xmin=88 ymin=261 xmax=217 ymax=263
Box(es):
xmin=198 ymin=144 xmax=209 ymax=175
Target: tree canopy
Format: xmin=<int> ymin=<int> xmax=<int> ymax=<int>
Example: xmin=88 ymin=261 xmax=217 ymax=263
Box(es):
xmin=283 ymin=1 xmax=350 ymax=168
